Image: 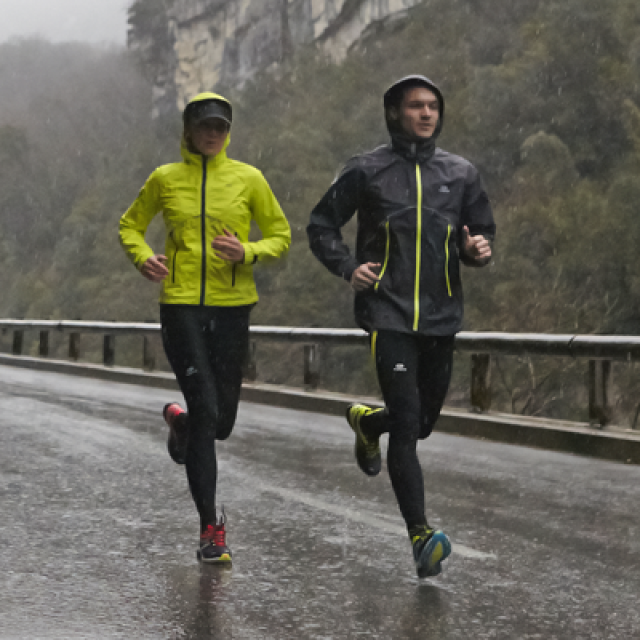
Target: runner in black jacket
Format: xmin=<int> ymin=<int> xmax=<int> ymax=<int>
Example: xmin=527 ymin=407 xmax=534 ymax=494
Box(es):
xmin=307 ymin=75 xmax=496 ymax=578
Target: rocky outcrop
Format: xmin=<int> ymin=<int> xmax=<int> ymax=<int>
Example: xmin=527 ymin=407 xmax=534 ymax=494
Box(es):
xmin=130 ymin=0 xmax=421 ymax=116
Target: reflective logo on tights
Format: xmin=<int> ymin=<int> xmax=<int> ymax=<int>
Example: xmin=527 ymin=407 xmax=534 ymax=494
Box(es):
xmin=393 ymin=363 xmax=407 ymax=372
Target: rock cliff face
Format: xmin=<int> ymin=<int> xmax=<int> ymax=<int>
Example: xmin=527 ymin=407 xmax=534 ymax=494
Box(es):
xmin=130 ymin=0 xmax=421 ymax=116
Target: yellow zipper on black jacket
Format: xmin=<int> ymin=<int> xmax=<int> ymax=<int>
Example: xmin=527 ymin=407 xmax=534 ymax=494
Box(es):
xmin=414 ymin=163 xmax=423 ymax=332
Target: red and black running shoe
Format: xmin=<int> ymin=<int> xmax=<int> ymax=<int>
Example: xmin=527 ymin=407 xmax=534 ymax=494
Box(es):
xmin=163 ymin=402 xmax=188 ymax=465
xmin=198 ymin=509 xmax=232 ymax=564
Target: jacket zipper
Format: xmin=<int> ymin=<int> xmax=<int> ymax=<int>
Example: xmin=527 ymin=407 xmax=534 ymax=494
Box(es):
xmin=231 ymin=231 xmax=238 ymax=287
xmin=414 ymin=164 xmax=423 ymax=331
xmin=200 ymin=156 xmax=208 ymax=305
xmin=170 ymin=231 xmax=177 ymax=284
xmin=374 ymin=221 xmax=391 ymax=292
xmin=445 ymin=225 xmax=452 ymax=297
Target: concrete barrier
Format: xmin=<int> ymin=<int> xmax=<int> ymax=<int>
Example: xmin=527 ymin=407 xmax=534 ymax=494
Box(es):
xmin=1 ymin=353 xmax=639 ymax=465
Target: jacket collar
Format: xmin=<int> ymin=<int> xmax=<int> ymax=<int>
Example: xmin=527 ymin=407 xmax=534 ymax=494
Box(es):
xmin=180 ymin=135 xmax=230 ymax=169
xmin=390 ymin=131 xmax=437 ymax=163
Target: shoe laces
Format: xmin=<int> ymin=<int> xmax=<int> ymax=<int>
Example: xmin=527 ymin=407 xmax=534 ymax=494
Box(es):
xmin=202 ymin=507 xmax=227 ymax=547
xmin=215 ymin=506 xmax=227 ymax=546
xmin=213 ymin=525 xmax=226 ymax=547
xmin=412 ymin=528 xmax=435 ymax=546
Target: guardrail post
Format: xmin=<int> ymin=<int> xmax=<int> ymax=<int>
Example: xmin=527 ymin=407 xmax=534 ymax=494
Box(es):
xmin=39 ymin=331 xmax=49 ymax=357
xmin=103 ymin=335 xmax=115 ymax=367
xmin=588 ymin=360 xmax=611 ymax=427
xmin=12 ymin=330 xmax=24 ymax=356
xmin=143 ymin=336 xmax=156 ymax=372
xmin=243 ymin=341 xmax=257 ymax=381
xmin=471 ymin=353 xmax=492 ymax=412
xmin=304 ymin=344 xmax=320 ymax=390
xmin=69 ymin=333 xmax=81 ymax=362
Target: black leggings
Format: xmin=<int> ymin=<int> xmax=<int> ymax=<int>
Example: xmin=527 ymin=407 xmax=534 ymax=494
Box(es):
xmin=160 ymin=304 xmax=251 ymax=529
xmin=362 ymin=330 xmax=454 ymax=534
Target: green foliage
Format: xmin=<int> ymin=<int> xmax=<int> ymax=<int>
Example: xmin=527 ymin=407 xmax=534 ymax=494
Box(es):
xmin=220 ymin=0 xmax=640 ymax=341
xmin=0 ymin=38 xmax=169 ymax=322
xmin=127 ymin=0 xmax=175 ymax=82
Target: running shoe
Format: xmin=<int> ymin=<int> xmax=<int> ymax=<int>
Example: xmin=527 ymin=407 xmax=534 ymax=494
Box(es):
xmin=345 ymin=403 xmax=382 ymax=476
xmin=198 ymin=509 xmax=232 ymax=564
xmin=412 ymin=529 xmax=452 ymax=578
xmin=163 ymin=402 xmax=188 ymax=465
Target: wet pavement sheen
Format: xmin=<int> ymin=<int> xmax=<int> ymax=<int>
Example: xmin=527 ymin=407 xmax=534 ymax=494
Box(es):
xmin=0 ymin=365 xmax=639 ymax=639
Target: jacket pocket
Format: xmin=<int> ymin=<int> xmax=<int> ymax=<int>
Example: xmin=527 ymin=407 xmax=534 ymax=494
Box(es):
xmin=169 ymin=232 xmax=178 ymax=284
xmin=374 ymin=220 xmax=391 ymax=292
xmin=444 ymin=224 xmax=452 ymax=297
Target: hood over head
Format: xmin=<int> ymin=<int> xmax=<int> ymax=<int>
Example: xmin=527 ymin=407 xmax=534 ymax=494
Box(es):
xmin=383 ymin=75 xmax=444 ymax=161
xmin=182 ymin=92 xmax=232 ymax=157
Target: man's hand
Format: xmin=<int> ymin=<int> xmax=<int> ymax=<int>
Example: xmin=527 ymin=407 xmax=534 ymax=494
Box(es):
xmin=212 ymin=229 xmax=245 ymax=263
xmin=463 ymin=226 xmax=492 ymax=262
xmin=141 ymin=255 xmax=169 ymax=283
xmin=350 ymin=262 xmax=381 ymax=292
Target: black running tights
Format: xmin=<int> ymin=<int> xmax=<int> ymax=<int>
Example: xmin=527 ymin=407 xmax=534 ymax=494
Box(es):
xmin=363 ymin=330 xmax=454 ymax=534
xmin=160 ymin=304 xmax=251 ymax=530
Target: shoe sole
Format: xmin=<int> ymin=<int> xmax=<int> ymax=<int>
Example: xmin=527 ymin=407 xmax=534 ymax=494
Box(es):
xmin=197 ymin=550 xmax=232 ymax=564
xmin=416 ymin=533 xmax=451 ymax=578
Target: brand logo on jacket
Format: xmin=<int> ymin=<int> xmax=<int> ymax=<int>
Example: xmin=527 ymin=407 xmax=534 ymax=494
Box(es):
xmin=393 ymin=363 xmax=408 ymax=373
xmin=439 ymin=185 xmax=450 ymax=193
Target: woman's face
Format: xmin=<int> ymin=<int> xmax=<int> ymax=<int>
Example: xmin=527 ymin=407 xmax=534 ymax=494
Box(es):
xmin=187 ymin=117 xmax=230 ymax=157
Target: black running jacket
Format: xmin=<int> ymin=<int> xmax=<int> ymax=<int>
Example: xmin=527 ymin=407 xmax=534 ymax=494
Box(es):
xmin=307 ymin=77 xmax=496 ymax=337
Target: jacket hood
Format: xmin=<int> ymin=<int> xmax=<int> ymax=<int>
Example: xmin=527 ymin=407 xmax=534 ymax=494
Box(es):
xmin=384 ymin=75 xmax=444 ymax=162
xmin=182 ymin=92 xmax=232 ymax=158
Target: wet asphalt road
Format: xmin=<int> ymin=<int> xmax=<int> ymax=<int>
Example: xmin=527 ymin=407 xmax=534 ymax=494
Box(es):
xmin=0 ymin=365 xmax=639 ymax=639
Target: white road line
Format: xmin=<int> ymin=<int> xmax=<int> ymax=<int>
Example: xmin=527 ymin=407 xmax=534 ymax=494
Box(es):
xmin=246 ymin=476 xmax=496 ymax=561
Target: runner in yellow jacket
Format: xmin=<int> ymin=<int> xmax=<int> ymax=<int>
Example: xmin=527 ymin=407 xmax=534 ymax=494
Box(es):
xmin=119 ymin=92 xmax=291 ymax=564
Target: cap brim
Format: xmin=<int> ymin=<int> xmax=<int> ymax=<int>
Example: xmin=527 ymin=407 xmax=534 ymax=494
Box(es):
xmin=190 ymin=102 xmax=232 ymax=125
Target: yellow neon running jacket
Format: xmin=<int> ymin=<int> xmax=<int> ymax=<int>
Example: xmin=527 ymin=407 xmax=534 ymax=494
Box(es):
xmin=119 ymin=96 xmax=291 ymax=307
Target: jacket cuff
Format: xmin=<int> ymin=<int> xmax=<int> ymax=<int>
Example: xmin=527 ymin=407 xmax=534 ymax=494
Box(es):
xmin=341 ymin=258 xmax=360 ymax=282
xmin=242 ymin=244 xmax=258 ymax=265
xmin=135 ymin=249 xmax=155 ymax=270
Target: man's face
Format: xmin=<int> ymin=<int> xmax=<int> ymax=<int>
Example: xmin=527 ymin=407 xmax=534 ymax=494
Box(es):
xmin=394 ymin=86 xmax=440 ymax=139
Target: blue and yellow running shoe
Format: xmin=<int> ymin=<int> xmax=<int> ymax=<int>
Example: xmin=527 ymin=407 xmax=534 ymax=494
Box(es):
xmin=412 ymin=529 xmax=452 ymax=578
xmin=345 ymin=403 xmax=382 ymax=477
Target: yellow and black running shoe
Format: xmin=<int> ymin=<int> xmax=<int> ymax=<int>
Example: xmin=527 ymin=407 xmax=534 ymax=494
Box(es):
xmin=345 ymin=403 xmax=382 ymax=477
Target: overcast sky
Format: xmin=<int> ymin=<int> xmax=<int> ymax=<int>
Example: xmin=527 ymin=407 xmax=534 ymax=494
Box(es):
xmin=0 ymin=0 xmax=129 ymax=46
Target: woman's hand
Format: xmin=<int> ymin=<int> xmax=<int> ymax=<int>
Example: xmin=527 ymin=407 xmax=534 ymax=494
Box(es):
xmin=212 ymin=229 xmax=245 ymax=263
xmin=141 ymin=255 xmax=169 ymax=282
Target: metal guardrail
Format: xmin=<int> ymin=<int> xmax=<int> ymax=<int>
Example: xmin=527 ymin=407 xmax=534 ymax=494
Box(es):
xmin=2 ymin=320 xmax=640 ymax=429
